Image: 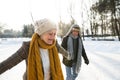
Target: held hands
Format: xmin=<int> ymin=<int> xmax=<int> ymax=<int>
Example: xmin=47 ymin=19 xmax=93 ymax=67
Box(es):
xmin=67 ymin=52 xmax=72 ymax=60
xmin=66 ymin=52 xmax=90 ymax=65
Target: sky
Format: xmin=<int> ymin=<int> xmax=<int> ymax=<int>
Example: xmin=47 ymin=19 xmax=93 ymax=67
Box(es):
xmin=0 ymin=0 xmax=97 ymax=31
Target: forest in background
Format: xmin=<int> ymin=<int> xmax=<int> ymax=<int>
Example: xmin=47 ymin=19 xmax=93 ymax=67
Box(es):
xmin=0 ymin=0 xmax=120 ymax=41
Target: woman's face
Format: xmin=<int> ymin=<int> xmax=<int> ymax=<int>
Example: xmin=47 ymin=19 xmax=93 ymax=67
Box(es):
xmin=40 ymin=29 xmax=57 ymax=45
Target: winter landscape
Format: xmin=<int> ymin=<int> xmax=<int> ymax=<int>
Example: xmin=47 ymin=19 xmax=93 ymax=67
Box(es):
xmin=0 ymin=37 xmax=120 ymax=80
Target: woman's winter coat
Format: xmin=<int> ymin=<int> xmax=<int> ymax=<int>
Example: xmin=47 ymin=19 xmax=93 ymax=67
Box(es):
xmin=0 ymin=41 xmax=69 ymax=80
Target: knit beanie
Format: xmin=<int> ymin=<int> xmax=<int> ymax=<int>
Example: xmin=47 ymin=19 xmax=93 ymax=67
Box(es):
xmin=34 ymin=18 xmax=57 ymax=36
xmin=71 ymin=24 xmax=80 ymax=32
xmin=64 ymin=24 xmax=81 ymax=36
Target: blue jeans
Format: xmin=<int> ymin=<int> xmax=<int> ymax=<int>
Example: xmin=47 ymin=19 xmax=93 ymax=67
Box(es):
xmin=65 ymin=63 xmax=78 ymax=80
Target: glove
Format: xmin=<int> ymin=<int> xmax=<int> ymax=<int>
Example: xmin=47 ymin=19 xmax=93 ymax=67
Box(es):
xmin=85 ymin=60 xmax=89 ymax=65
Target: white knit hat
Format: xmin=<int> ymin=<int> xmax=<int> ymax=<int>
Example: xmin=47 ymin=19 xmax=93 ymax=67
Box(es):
xmin=34 ymin=18 xmax=57 ymax=36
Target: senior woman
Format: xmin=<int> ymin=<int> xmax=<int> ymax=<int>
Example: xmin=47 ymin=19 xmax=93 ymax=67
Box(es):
xmin=0 ymin=18 xmax=69 ymax=80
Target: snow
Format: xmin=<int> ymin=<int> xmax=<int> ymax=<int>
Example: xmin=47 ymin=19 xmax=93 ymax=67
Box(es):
xmin=0 ymin=38 xmax=120 ymax=80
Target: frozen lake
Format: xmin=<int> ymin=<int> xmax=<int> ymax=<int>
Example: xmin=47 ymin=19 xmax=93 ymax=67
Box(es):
xmin=0 ymin=38 xmax=120 ymax=80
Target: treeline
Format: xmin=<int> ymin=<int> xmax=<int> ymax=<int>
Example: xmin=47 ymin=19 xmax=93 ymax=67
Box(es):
xmin=59 ymin=0 xmax=120 ymax=41
xmin=0 ymin=22 xmax=72 ymax=38
xmin=0 ymin=24 xmax=34 ymax=38
xmin=90 ymin=0 xmax=120 ymax=40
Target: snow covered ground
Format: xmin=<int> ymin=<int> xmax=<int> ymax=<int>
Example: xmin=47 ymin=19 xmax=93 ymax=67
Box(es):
xmin=0 ymin=38 xmax=120 ymax=80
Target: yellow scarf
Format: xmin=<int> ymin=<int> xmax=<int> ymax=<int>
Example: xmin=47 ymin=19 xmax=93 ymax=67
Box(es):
xmin=27 ymin=33 xmax=64 ymax=80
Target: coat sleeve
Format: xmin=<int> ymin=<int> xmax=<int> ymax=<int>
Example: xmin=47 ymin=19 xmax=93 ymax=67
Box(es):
xmin=81 ymin=42 xmax=89 ymax=65
xmin=56 ymin=40 xmax=68 ymax=58
xmin=0 ymin=42 xmax=29 ymax=74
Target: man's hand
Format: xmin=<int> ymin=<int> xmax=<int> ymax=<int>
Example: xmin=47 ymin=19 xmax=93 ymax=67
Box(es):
xmin=85 ymin=60 xmax=89 ymax=65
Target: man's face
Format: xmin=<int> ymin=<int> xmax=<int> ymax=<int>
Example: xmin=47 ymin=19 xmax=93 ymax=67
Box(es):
xmin=72 ymin=30 xmax=79 ymax=37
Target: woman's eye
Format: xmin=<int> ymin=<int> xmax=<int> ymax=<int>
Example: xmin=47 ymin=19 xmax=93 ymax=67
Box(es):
xmin=48 ymin=33 xmax=56 ymax=36
xmin=49 ymin=33 xmax=52 ymax=35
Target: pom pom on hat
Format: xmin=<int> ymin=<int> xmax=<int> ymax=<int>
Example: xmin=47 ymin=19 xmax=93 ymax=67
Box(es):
xmin=34 ymin=18 xmax=57 ymax=36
